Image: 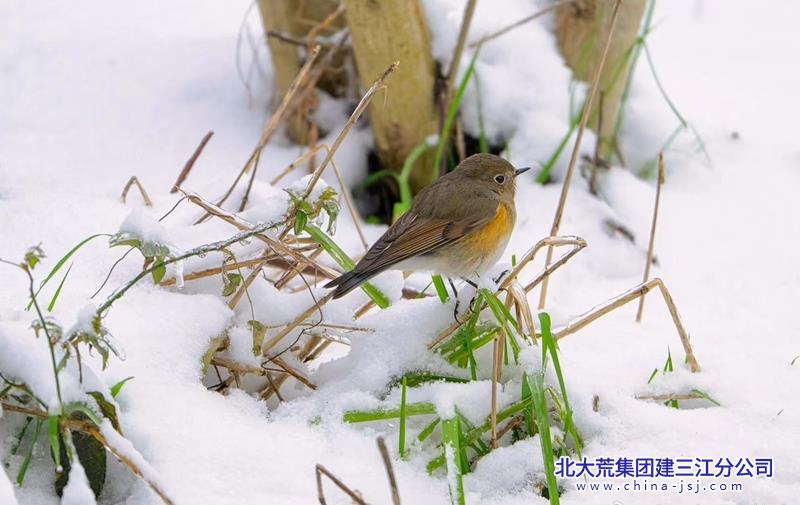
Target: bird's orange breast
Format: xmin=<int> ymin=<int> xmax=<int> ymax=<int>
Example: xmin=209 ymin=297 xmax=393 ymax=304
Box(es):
xmin=463 ymin=202 xmax=515 ymax=252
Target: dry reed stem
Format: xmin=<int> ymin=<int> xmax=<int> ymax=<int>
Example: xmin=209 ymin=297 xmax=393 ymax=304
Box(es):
xmin=181 ymin=190 xmax=340 ymax=280
xmin=160 ymin=253 xmax=278 ymax=286
xmin=496 ymin=414 xmax=524 ymax=440
xmin=306 ymin=4 xmax=345 ymax=54
xmin=300 ymin=61 xmax=399 ymax=200
xmin=1 ymin=402 xmax=174 ymax=505
xmin=428 ymin=236 xmax=587 ymax=350
xmin=490 ymin=330 xmax=505 ymax=449
xmin=269 ymin=144 xmax=327 ymax=185
xmin=538 ymin=0 xmax=623 ymax=310
xmin=197 ymin=46 xmax=321 ymax=222
xmin=262 ymin=292 xmax=335 ymax=356
xmin=554 ymin=277 xmax=700 ymax=372
xmin=635 ymin=392 xmax=705 ymax=401
xmin=376 ymin=437 xmax=402 ymax=505
xmin=469 ymin=0 xmax=577 ymax=47
xmin=120 ymin=176 xmax=153 ymax=207
xmin=315 ymin=464 xmax=368 ymax=505
xmin=171 ymin=131 xmax=213 ymax=193
xmin=446 ymin=0 xmax=478 ymax=105
xmin=636 ymin=152 xmax=665 ymax=322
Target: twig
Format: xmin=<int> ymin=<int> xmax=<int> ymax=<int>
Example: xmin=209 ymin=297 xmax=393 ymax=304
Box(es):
xmin=160 ymin=253 xmax=277 ymax=286
xmin=315 ymin=464 xmax=368 ymax=505
xmin=197 ymin=46 xmax=321 ymax=222
xmin=445 ymin=0 xmax=477 ymax=108
xmin=301 ymin=61 xmax=399 ymax=200
xmin=636 ymin=152 xmax=665 ymax=322
xmin=469 ymin=0 xmax=577 ymax=47
xmin=376 ymin=437 xmax=401 ymax=505
xmin=554 ymin=277 xmax=700 ymax=372
xmin=538 ymin=0 xmax=623 ymax=310
xmin=490 ymin=331 xmax=504 ymax=449
xmin=635 ymin=392 xmax=705 ymax=402
xmin=171 ymin=131 xmax=213 ymax=193
xmin=120 ymin=176 xmax=153 ymax=206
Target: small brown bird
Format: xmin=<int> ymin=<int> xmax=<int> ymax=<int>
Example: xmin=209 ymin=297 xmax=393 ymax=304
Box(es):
xmin=325 ymin=153 xmax=529 ymax=299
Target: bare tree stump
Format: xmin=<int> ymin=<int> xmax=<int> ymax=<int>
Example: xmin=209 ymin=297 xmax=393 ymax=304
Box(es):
xmin=256 ymin=0 xmax=344 ymax=144
xmin=346 ymin=0 xmax=440 ymax=191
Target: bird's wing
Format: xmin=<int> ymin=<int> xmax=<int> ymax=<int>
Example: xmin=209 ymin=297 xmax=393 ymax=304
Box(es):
xmin=351 ymin=194 xmax=499 ymax=274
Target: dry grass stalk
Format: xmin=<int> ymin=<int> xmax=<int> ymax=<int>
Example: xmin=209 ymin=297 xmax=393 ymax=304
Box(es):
xmin=553 ymin=277 xmax=700 ymax=372
xmin=269 ymin=144 xmax=327 ymax=185
xmin=469 ymin=0 xmax=577 ymax=48
xmin=428 ymin=236 xmax=587 ymax=350
xmin=160 ymin=253 xmax=278 ymax=287
xmin=635 ymin=392 xmax=705 ymax=402
xmin=445 ymin=0 xmax=477 ymax=106
xmin=120 ymin=176 xmax=153 ymax=207
xmin=306 ymin=4 xmax=345 ymax=54
xmin=1 ymin=402 xmax=175 ymax=505
xmin=496 ymin=414 xmax=524 ymax=440
xmin=262 ymin=292 xmax=335 ymax=356
xmin=315 ymin=464 xmax=368 ymax=505
xmin=537 ymin=0 xmax=623 ymax=310
xmin=636 ymin=152 xmax=665 ymax=322
xmin=181 ymin=190 xmax=340 ymax=280
xmin=197 ymin=46 xmax=321 ymax=222
xmin=300 ymin=61 xmax=399 ymax=200
xmin=376 ymin=437 xmax=402 ymax=505
xmin=171 ymin=131 xmax=213 ymax=193
xmin=490 ymin=330 xmax=505 ymax=449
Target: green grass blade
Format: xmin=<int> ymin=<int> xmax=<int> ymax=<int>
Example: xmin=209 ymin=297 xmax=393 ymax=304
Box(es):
xmin=432 ymin=275 xmax=449 ymax=303
xmin=343 ymin=402 xmax=436 ymax=423
xmin=48 ymin=415 xmax=62 ymax=471
xmin=47 ymin=263 xmax=73 ymax=312
xmin=441 ymin=417 xmax=466 ymax=505
xmin=539 ymin=312 xmax=583 ymax=455
xmin=433 ymin=49 xmax=481 ymax=173
xmin=417 ymin=417 xmax=441 ymax=443
xmin=27 ymin=234 xmax=107 ymax=310
xmin=304 ymin=224 xmax=390 ymax=309
xmin=399 ymin=376 xmax=408 ymax=457
xmin=16 ymin=417 xmax=43 ymax=486
xmin=110 ymin=376 xmax=134 ymax=398
xmin=536 ymin=121 xmax=578 ymax=184
xmin=528 ymin=373 xmax=560 ymax=505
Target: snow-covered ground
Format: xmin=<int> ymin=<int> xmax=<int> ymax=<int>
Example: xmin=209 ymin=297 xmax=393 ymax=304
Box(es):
xmin=1 ymin=0 xmax=798 ymax=504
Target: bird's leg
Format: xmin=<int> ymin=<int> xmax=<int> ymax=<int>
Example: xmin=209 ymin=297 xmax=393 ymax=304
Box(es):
xmin=492 ymin=269 xmax=511 ymax=285
xmin=461 ymin=277 xmax=480 ymax=315
xmin=448 ymin=277 xmax=463 ymax=324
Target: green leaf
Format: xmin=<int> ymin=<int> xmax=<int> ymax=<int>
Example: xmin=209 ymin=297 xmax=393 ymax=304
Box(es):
xmin=87 ymin=391 xmax=121 ymax=432
xmin=110 ymin=376 xmax=134 ymax=398
xmin=63 ymin=402 xmax=103 ymax=427
xmin=248 ymin=320 xmax=266 ymax=356
xmin=24 ymin=245 xmax=45 ymax=270
xmin=151 ymin=257 xmax=166 ymax=284
xmin=222 ymin=272 xmax=242 ymax=297
xmin=55 ymin=431 xmax=106 ymax=499
xmin=294 ymin=209 xmax=308 ymax=235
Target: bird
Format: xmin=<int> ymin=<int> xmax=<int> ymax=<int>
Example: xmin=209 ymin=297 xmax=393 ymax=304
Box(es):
xmin=325 ymin=153 xmax=530 ymax=299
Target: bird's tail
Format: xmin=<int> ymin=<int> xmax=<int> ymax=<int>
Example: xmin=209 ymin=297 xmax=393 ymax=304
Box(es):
xmin=324 ymin=267 xmax=382 ymax=299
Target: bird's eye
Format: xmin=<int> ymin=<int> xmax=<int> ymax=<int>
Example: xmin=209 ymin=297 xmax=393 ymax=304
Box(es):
xmin=494 ymin=174 xmax=506 ymax=184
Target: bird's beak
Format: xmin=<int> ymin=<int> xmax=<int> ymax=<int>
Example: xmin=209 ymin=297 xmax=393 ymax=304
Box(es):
xmin=514 ymin=167 xmax=531 ymax=177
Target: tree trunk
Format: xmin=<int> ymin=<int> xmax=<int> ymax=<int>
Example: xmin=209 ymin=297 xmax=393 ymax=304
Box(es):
xmin=555 ymin=0 xmax=646 ymax=161
xmin=346 ymin=0 xmax=440 ymax=191
xmin=256 ymin=0 xmax=344 ymax=144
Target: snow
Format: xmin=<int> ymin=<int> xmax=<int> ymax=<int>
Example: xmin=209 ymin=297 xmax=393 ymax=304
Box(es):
xmin=60 ymin=459 xmax=98 ymax=505
xmin=1 ymin=0 xmax=799 ymax=504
